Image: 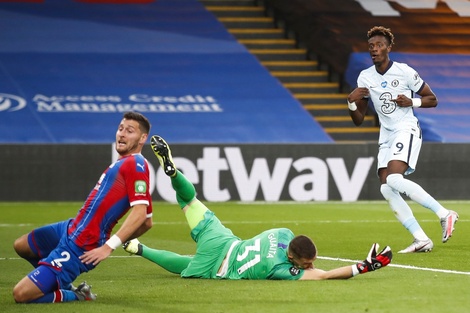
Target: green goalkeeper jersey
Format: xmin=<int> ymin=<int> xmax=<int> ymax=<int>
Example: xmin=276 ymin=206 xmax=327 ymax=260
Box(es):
xmin=223 ymin=228 xmax=304 ymax=280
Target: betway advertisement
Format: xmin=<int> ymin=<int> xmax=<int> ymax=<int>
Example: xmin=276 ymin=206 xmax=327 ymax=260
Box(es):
xmin=2 ymin=143 xmax=467 ymax=202
xmin=111 ymin=145 xmax=375 ymax=202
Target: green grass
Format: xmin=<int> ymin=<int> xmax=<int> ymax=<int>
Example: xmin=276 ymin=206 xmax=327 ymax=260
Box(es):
xmin=1 ymin=201 xmax=469 ymax=313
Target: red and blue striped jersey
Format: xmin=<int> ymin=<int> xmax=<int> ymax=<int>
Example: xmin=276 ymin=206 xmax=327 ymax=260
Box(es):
xmin=68 ymin=153 xmax=152 ymax=250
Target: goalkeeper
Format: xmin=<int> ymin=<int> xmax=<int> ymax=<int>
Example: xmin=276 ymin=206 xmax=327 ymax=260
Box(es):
xmin=124 ymin=135 xmax=393 ymax=280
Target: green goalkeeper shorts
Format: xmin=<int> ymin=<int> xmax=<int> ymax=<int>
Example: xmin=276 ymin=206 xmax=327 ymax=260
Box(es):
xmin=181 ymin=210 xmax=240 ymax=279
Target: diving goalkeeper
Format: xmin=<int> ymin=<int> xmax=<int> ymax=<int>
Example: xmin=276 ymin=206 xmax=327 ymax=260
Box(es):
xmin=124 ymin=135 xmax=393 ymax=280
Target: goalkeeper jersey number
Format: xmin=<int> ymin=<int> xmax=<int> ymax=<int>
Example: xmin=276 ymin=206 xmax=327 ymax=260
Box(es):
xmin=224 ymin=228 xmax=304 ymax=280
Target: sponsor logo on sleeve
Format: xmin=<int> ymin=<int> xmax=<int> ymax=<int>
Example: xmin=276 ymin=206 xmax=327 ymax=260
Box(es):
xmin=135 ymin=180 xmax=147 ymax=194
xmin=289 ymin=266 xmax=301 ymax=276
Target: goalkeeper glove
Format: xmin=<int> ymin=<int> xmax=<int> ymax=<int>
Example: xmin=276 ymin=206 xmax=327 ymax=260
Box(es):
xmin=354 ymin=243 xmax=392 ymax=275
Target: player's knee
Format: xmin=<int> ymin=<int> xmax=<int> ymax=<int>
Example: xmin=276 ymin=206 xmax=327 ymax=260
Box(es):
xmin=386 ymin=173 xmax=403 ymax=191
xmin=12 ymin=284 xmax=29 ymax=303
xmin=380 ymin=184 xmax=395 ymax=200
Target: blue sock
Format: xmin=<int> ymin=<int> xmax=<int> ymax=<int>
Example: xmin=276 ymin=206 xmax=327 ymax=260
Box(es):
xmin=30 ymin=290 xmax=78 ymax=303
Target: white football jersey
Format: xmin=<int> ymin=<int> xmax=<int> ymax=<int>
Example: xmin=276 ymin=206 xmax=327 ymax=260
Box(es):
xmin=357 ymin=61 xmax=424 ymax=143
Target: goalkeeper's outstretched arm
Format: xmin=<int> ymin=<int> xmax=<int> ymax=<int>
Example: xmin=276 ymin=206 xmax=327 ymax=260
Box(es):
xmin=299 ymin=243 xmax=392 ymax=280
xmin=300 ymin=265 xmax=359 ymax=280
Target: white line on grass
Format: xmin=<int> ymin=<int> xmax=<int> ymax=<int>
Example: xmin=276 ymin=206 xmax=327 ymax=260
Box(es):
xmin=1 ymin=255 xmax=469 ymax=276
xmin=238 ymin=200 xmax=470 ymax=205
xmin=318 ymin=256 xmax=470 ymax=275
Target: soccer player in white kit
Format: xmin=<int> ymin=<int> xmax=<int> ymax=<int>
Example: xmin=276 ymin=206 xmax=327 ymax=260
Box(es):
xmin=347 ymin=26 xmax=459 ymax=253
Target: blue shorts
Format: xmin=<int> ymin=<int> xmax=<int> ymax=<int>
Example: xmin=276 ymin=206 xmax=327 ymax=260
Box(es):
xmin=26 ymin=219 xmax=95 ymax=292
xmin=28 ymin=219 xmax=71 ymax=259
xmin=37 ymin=239 xmax=94 ymax=288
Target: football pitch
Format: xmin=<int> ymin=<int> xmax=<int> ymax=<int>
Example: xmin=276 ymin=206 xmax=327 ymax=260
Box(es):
xmin=1 ymin=201 xmax=469 ymax=313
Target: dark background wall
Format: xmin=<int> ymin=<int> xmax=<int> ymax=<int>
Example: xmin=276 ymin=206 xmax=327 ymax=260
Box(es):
xmin=1 ymin=143 xmax=467 ymax=202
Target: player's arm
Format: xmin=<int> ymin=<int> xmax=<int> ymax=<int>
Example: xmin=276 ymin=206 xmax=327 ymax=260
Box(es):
xmin=80 ymin=204 xmax=151 ymax=265
xmin=125 ymin=207 xmax=153 ymax=240
xmin=416 ymin=83 xmax=438 ymax=108
xmin=113 ymin=203 xmax=152 ymax=243
xmin=347 ymin=87 xmax=369 ymax=126
xmin=394 ymin=83 xmax=437 ymax=108
xmin=300 ymin=266 xmax=354 ymax=280
xmin=300 ymin=243 xmax=392 ymax=281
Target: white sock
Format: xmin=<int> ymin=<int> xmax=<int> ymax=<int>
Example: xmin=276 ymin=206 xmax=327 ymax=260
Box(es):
xmin=386 ymin=174 xmax=449 ymax=219
xmin=380 ymin=184 xmax=429 ymax=241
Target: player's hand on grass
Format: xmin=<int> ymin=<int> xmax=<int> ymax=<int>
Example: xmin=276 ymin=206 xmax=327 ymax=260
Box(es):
xmin=356 ymin=243 xmax=392 ymax=274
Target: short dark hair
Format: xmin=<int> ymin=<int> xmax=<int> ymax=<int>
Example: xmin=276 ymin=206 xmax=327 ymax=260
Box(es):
xmin=288 ymin=235 xmax=317 ymax=259
xmin=123 ymin=111 xmax=151 ymax=134
xmin=367 ymin=26 xmax=395 ymax=46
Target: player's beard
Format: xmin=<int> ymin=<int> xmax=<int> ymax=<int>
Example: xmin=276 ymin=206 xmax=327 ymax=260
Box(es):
xmin=116 ymin=140 xmax=140 ymax=156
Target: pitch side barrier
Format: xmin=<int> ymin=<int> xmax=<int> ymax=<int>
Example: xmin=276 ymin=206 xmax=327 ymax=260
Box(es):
xmin=1 ymin=143 xmax=468 ymax=202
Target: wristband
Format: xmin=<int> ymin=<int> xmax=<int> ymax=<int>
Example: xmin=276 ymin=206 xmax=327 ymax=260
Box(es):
xmin=347 ymin=100 xmax=357 ymax=111
xmin=351 ymin=264 xmax=360 ymax=276
xmin=105 ymin=234 xmax=122 ymax=250
xmin=412 ymin=98 xmax=422 ymax=108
